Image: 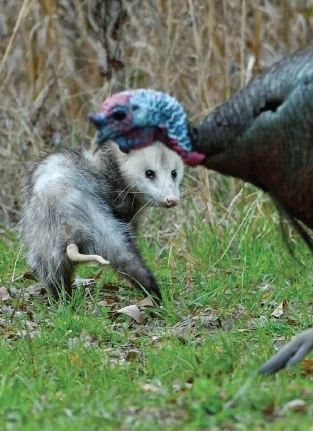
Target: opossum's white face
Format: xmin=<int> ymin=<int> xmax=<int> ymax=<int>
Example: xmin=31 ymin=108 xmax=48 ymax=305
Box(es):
xmin=116 ymin=141 xmax=184 ymax=208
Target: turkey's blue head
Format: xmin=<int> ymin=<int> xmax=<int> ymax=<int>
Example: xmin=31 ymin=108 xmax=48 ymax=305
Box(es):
xmin=88 ymin=89 xmax=205 ymax=166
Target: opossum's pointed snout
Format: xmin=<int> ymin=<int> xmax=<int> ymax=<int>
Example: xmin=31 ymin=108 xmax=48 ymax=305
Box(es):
xmin=164 ymin=196 xmax=179 ymax=208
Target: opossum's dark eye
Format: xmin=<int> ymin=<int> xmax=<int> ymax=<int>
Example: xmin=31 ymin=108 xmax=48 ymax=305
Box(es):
xmin=112 ymin=110 xmax=127 ymax=121
xmin=171 ymin=169 xmax=177 ymax=179
xmin=145 ymin=170 xmax=155 ymax=179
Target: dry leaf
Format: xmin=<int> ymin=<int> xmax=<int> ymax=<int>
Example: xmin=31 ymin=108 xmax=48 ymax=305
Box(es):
xmin=69 ymin=353 xmax=84 ymax=368
xmin=259 ymin=284 xmax=271 ymax=292
xmin=22 ymin=272 xmax=36 ymax=280
xmin=117 ymin=305 xmax=144 ymax=324
xmin=68 ymin=329 xmax=98 ymax=349
xmin=125 ymin=350 xmax=140 ymax=362
xmin=97 ymin=300 xmax=110 ymax=307
xmin=93 ymin=269 xmax=104 ymax=280
xmin=136 ymin=297 xmax=154 ymax=308
xmin=286 ymin=318 xmax=301 ymax=327
xmin=116 ymin=297 xmax=154 ymax=323
xmin=301 ymin=357 xmax=313 ymax=376
xmin=140 ymin=383 xmax=162 ymax=393
xmin=262 ymin=402 xmax=276 ymax=417
xmin=74 ymin=277 xmax=95 ymax=287
xmin=0 ymin=287 xmax=10 ymax=302
xmin=281 ymin=399 xmax=307 ymax=414
xmin=271 ymin=299 xmax=289 ymax=318
xmin=27 ymin=284 xmax=45 ymax=296
xmin=102 ymin=283 xmax=120 ymax=292
xmin=172 ymin=380 xmax=193 ymax=393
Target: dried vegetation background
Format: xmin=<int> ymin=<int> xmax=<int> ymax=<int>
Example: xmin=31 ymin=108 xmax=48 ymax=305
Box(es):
xmin=0 ymin=0 xmax=313 ymax=226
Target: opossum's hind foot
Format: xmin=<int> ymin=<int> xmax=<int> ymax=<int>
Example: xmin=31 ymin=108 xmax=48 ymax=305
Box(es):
xmin=47 ymin=275 xmax=73 ymax=302
xmin=46 ymin=245 xmax=109 ymax=303
xmin=66 ymin=244 xmax=110 ymax=265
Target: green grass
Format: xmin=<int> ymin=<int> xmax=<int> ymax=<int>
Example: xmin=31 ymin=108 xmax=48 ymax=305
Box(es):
xmin=1 ymin=190 xmax=313 ymax=431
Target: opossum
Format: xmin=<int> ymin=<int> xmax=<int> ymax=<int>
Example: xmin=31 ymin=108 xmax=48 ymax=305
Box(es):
xmin=19 ymin=141 xmax=184 ymax=300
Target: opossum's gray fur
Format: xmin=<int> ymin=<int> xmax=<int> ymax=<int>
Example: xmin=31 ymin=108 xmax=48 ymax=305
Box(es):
xmin=19 ymin=141 xmax=184 ymax=300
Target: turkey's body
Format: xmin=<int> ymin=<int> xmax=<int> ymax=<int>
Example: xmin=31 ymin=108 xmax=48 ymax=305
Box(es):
xmin=19 ymin=142 xmax=183 ymax=299
xmin=196 ymin=46 xmax=313 ymax=228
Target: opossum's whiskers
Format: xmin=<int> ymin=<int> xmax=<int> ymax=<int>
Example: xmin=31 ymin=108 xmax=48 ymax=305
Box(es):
xmin=121 ymin=184 xmax=137 ymax=206
xmin=130 ymin=199 xmax=153 ymax=223
xmin=130 ymin=190 xmax=137 ymax=213
xmin=113 ymin=184 xmax=133 ymax=203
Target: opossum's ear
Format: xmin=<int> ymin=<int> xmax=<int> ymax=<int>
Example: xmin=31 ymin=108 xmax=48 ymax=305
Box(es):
xmin=119 ymin=147 xmax=130 ymax=155
xmin=111 ymin=141 xmax=130 ymax=156
xmin=67 ymin=244 xmax=109 ymax=265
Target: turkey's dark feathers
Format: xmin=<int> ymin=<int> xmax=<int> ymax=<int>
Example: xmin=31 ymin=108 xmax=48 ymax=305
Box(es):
xmin=271 ymin=193 xmax=313 ymax=259
xmin=194 ymin=46 xmax=313 ymax=250
xmin=196 ymin=47 xmax=313 ymax=155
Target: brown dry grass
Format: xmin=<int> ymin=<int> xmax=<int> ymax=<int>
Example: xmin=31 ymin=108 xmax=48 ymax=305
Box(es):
xmin=0 ymin=0 xmax=313 ymax=227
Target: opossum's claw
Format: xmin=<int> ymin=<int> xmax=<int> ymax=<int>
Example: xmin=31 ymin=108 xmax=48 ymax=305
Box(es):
xmin=150 ymin=287 xmax=162 ymax=305
xmin=67 ymin=244 xmax=109 ymax=265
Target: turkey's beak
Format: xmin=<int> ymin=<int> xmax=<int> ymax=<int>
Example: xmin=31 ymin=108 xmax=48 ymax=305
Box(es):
xmin=89 ymin=113 xmax=111 ymax=154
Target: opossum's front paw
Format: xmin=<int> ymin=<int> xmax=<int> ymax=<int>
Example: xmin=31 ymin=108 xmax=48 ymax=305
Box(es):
xmin=151 ymin=294 xmax=162 ymax=306
xmin=147 ymin=284 xmax=162 ymax=305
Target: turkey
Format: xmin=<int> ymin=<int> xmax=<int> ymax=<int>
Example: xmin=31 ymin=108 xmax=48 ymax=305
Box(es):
xmin=88 ymin=46 xmax=313 ymax=371
xmin=258 ymin=328 xmax=313 ymax=375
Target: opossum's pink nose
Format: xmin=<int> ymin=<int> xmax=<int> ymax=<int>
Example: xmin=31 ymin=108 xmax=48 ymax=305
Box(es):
xmin=164 ymin=196 xmax=179 ymax=208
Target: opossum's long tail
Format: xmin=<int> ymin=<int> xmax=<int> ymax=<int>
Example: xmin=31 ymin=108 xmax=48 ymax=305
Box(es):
xmin=66 ymin=244 xmax=109 ymax=265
